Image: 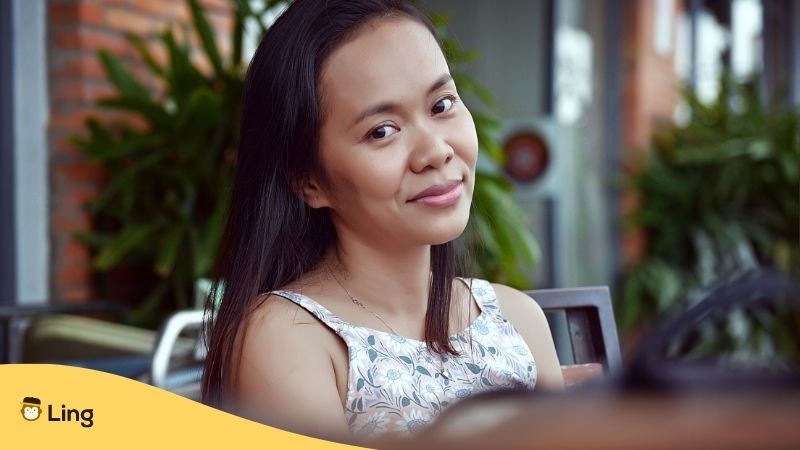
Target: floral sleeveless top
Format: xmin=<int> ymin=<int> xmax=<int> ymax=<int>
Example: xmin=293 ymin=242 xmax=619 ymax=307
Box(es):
xmin=270 ymin=278 xmax=537 ymax=436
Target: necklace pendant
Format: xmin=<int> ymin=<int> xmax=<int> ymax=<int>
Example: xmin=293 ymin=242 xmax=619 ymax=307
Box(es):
xmin=441 ymin=367 xmax=451 ymax=380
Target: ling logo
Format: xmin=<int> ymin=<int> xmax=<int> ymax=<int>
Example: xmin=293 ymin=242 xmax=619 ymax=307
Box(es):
xmin=20 ymin=396 xmax=95 ymax=428
xmin=21 ymin=397 xmax=42 ymax=421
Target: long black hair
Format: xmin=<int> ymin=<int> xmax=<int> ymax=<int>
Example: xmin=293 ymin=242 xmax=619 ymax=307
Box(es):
xmin=202 ymin=0 xmax=460 ymax=408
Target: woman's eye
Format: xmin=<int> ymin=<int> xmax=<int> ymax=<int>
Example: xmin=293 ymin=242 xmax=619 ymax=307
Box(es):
xmin=432 ymin=95 xmax=457 ymax=115
xmin=369 ymin=124 xmax=399 ymax=140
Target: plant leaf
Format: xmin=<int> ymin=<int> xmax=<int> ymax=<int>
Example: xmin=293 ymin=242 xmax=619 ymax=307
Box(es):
xmin=154 ymin=226 xmax=184 ymax=277
xmin=125 ymin=32 xmax=165 ymax=77
xmin=187 ymin=0 xmax=225 ymax=77
xmin=98 ymin=50 xmax=151 ymax=100
xmin=94 ymin=223 xmax=159 ymax=270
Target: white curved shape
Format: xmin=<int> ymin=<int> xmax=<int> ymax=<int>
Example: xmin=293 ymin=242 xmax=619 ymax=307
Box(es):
xmin=150 ymin=310 xmax=204 ymax=389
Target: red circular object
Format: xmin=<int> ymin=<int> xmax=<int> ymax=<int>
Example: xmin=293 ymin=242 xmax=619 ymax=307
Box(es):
xmin=503 ymin=132 xmax=550 ymax=183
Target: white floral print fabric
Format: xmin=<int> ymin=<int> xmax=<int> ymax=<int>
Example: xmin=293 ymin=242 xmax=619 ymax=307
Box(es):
xmin=270 ymin=278 xmax=537 ymax=436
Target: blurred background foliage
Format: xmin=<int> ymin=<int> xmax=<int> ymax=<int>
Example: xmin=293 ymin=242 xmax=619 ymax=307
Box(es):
xmin=72 ymin=0 xmax=539 ymax=328
xmin=617 ymin=74 xmax=800 ymax=367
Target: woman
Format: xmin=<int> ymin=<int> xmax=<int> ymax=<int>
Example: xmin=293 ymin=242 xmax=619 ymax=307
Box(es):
xmin=202 ymin=0 xmax=563 ymax=442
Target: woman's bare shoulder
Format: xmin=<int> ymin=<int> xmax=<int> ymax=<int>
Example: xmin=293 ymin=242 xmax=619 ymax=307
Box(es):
xmin=489 ymin=282 xmax=565 ymax=391
xmin=249 ymin=292 xmax=319 ymax=331
xmin=248 ymin=270 xmax=331 ymax=333
xmin=235 ymin=292 xmax=350 ymax=437
xmin=244 ymin=269 xmax=349 ymax=359
xmin=242 ymin=290 xmax=339 ymax=359
xmin=489 ymin=283 xmax=544 ymax=318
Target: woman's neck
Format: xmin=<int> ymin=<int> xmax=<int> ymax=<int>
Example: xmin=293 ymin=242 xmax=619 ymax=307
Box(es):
xmin=323 ymin=237 xmax=433 ymax=318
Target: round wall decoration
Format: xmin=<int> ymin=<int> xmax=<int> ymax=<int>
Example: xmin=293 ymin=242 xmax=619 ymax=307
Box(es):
xmin=503 ymin=131 xmax=550 ymax=183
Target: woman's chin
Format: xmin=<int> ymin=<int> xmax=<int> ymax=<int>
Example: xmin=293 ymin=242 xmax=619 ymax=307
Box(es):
xmin=420 ymin=214 xmax=471 ymax=246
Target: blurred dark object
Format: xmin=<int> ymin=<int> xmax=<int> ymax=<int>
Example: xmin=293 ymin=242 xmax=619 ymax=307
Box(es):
xmin=400 ymin=388 xmax=800 ymax=450
xmin=625 ymin=267 xmax=800 ymax=390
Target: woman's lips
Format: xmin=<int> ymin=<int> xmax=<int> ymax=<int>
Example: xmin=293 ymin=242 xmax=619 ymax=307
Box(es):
xmin=409 ymin=180 xmax=463 ymax=207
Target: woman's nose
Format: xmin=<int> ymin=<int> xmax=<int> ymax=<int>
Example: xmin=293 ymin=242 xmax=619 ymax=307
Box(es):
xmin=409 ymin=124 xmax=454 ymax=173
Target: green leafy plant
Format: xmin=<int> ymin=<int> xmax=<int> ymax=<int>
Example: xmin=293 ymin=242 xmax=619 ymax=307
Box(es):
xmin=73 ymin=0 xmax=254 ymax=327
xmin=74 ymin=0 xmax=539 ymax=328
xmin=617 ymin=74 xmax=800 ymax=364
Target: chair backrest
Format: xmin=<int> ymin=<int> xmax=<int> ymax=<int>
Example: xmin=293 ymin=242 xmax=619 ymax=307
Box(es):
xmin=525 ymin=287 xmax=622 ymax=373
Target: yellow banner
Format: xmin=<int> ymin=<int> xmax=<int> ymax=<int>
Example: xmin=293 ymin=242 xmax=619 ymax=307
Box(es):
xmin=1 ymin=364 xmax=368 ymax=449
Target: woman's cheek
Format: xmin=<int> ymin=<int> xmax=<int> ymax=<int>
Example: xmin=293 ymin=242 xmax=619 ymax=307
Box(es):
xmin=455 ymin=112 xmax=479 ymax=168
xmin=356 ymin=150 xmax=407 ymax=196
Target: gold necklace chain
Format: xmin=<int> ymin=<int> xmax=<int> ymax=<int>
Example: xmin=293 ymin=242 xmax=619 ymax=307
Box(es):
xmin=327 ymin=263 xmax=399 ymax=335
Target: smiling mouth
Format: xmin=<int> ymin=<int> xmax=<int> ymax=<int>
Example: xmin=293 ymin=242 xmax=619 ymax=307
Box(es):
xmin=409 ymin=180 xmax=463 ymax=207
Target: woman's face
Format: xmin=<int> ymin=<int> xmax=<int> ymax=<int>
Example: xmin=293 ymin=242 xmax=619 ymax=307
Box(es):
xmin=310 ymin=17 xmax=479 ymax=248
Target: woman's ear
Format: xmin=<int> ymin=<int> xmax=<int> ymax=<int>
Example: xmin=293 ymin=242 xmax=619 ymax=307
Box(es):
xmin=295 ymin=175 xmax=330 ymax=209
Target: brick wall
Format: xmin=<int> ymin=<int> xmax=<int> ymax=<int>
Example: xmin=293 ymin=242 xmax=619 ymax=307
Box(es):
xmin=47 ymin=0 xmax=232 ymax=303
xmin=620 ymin=0 xmax=682 ymax=266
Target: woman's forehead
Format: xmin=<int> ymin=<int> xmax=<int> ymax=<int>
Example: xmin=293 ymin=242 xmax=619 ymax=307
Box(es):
xmin=319 ymin=17 xmax=449 ymax=119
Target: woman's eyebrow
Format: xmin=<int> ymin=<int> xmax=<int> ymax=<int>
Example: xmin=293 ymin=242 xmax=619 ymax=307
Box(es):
xmin=350 ymin=73 xmax=454 ymax=128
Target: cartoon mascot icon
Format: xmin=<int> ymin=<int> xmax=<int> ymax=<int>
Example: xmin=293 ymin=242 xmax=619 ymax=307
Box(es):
xmin=21 ymin=397 xmax=42 ymax=421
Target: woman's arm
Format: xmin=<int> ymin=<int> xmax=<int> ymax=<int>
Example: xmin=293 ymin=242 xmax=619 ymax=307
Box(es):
xmin=491 ymin=283 xmax=565 ymax=391
xmin=235 ymin=295 xmax=352 ymax=441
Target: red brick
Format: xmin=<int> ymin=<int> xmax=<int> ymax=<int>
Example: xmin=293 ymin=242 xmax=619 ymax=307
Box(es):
xmin=59 ymin=284 xmax=93 ymax=304
xmin=121 ymin=112 xmax=150 ymax=131
xmin=192 ymin=53 xmax=213 ymax=75
xmin=50 ymin=108 xmax=97 ymax=131
xmin=209 ymin=13 xmax=233 ymax=34
xmin=105 ymin=7 xmax=168 ymax=35
xmin=64 ymin=240 xmax=91 ymax=261
xmin=50 ymin=2 xmax=106 ymax=26
xmin=52 ymin=54 xmax=107 ymax=80
xmin=52 ymin=211 xmax=91 ymax=233
xmin=64 ymin=185 xmax=100 ymax=210
xmin=54 ymin=81 xmax=89 ymax=104
xmin=52 ymin=80 xmax=115 ymax=104
xmin=146 ymin=43 xmax=169 ymax=68
xmin=57 ymin=264 xmax=92 ymax=286
xmin=135 ymin=0 xmax=190 ymax=22
xmin=59 ymin=161 xmax=106 ymax=184
xmin=200 ymin=0 xmax=233 ymax=14
xmin=54 ymin=28 xmax=133 ymax=55
xmin=51 ymin=132 xmax=87 ymax=159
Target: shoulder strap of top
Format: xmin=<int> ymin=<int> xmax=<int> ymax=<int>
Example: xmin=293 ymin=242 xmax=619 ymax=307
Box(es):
xmin=462 ymin=278 xmax=505 ymax=319
xmin=267 ymin=290 xmax=347 ymax=333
